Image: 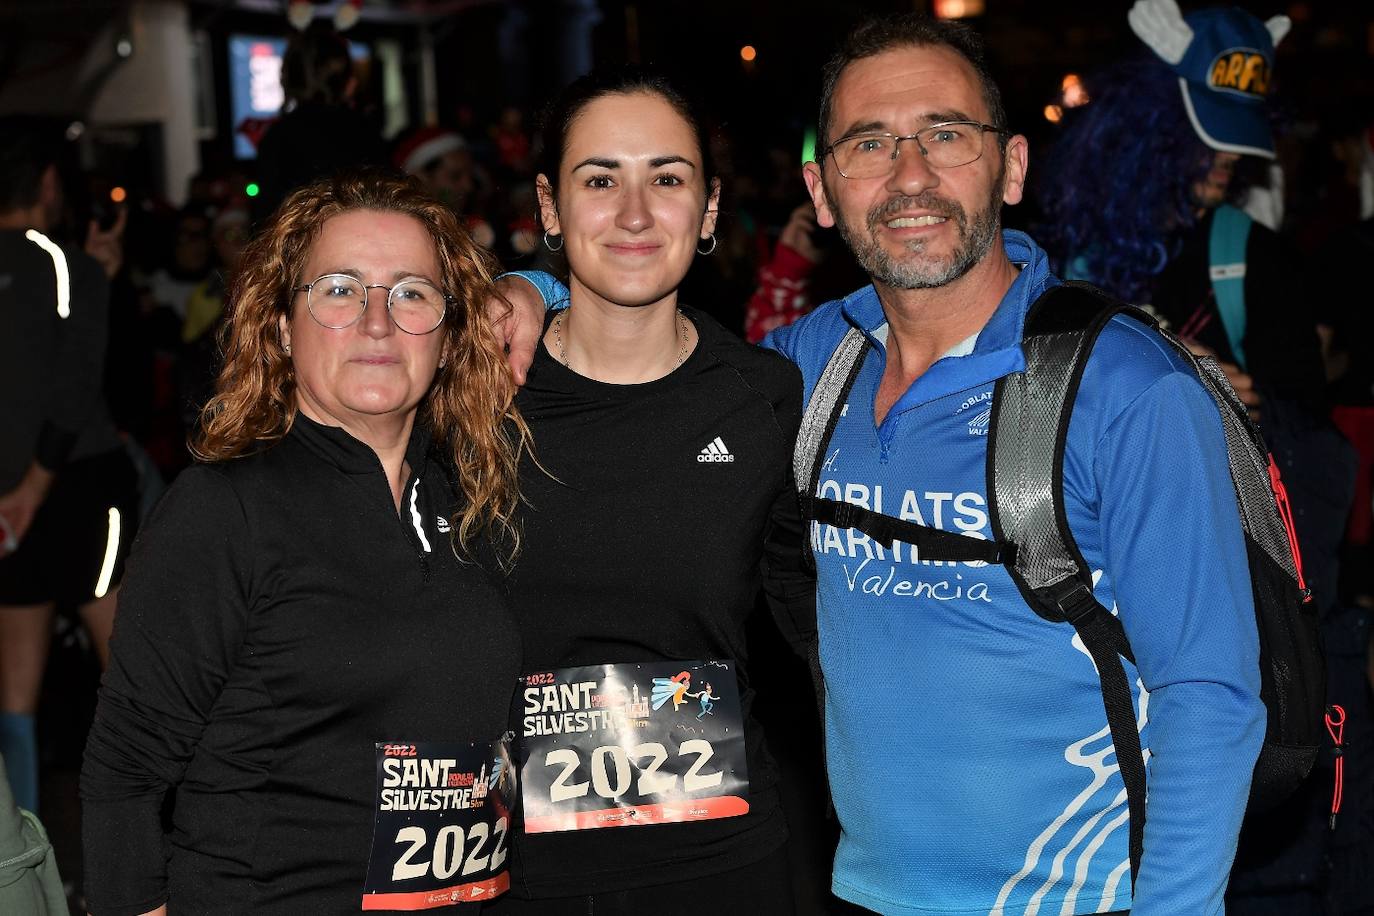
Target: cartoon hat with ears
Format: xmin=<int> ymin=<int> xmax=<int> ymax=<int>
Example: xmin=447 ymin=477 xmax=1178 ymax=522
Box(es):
xmin=1129 ymin=0 xmax=1290 ymax=159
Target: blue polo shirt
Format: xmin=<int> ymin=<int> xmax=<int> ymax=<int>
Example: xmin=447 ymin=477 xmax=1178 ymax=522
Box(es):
xmin=765 ymin=230 xmax=1262 ymax=916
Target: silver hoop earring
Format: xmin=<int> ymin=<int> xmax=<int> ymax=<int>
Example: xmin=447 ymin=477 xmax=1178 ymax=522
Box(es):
xmin=697 ymin=233 xmax=717 ymax=256
xmin=283 ymin=343 xmax=291 ymax=355
xmin=543 ymin=230 xmax=564 ymax=252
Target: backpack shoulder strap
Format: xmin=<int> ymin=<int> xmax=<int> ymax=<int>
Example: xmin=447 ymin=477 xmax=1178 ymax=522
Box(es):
xmin=990 ymin=281 xmax=1129 ymax=603
xmin=794 ymin=323 xmax=1013 ymax=565
xmin=989 ymin=279 xmax=1148 ymax=889
xmin=1208 ymin=204 xmax=1252 ymax=370
xmin=794 ymin=325 xmax=869 ymax=501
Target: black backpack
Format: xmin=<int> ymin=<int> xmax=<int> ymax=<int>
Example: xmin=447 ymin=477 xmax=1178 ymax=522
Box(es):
xmin=793 ymin=281 xmax=1326 ymax=888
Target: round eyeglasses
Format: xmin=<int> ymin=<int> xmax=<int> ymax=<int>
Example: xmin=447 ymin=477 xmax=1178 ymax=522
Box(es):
xmin=824 ymin=121 xmax=1008 ymax=180
xmin=292 ymin=274 xmax=451 ymax=335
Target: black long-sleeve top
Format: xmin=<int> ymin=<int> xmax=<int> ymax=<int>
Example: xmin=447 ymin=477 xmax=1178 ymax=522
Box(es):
xmin=0 ymin=229 xmax=122 ymax=489
xmin=503 ymin=307 xmax=817 ymax=897
xmin=81 ymin=415 xmax=521 ymax=915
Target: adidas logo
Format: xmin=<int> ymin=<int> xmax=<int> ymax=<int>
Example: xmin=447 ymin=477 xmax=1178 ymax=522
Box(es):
xmin=697 ymin=436 xmax=735 ymax=463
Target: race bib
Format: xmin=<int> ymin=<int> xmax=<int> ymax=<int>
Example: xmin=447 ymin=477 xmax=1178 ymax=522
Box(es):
xmin=361 ymin=738 xmax=515 ymax=910
xmin=519 ymin=660 xmax=749 ymax=834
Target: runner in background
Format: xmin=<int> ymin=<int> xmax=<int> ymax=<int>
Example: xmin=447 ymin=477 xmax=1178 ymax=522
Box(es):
xmin=0 ymin=117 xmax=138 ymax=817
xmin=252 ymin=20 xmax=386 ymax=224
xmin=486 ymin=66 xmax=815 ymax=915
xmin=392 ymin=126 xmax=497 ymax=252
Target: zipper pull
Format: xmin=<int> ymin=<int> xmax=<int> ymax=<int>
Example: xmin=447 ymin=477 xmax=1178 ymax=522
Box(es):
xmin=1267 ymin=453 xmax=1311 ymax=602
xmin=1327 ymin=704 xmax=1346 ymax=830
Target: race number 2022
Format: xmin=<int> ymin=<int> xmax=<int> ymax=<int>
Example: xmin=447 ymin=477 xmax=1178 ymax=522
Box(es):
xmin=519 ymin=661 xmax=750 ymax=834
xmin=388 ymin=818 xmax=508 ymax=883
xmin=361 ymin=739 xmax=515 ymax=910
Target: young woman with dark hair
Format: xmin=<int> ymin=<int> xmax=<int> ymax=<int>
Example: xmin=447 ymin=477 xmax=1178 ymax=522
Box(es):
xmin=488 ymin=67 xmax=815 ymax=914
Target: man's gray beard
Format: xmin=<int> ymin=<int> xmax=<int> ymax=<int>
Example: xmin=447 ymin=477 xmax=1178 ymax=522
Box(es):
xmin=832 ymin=178 xmax=1004 ymax=290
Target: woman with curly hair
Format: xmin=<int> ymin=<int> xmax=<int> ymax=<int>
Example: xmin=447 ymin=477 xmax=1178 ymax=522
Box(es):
xmin=81 ymin=170 xmax=528 ymax=914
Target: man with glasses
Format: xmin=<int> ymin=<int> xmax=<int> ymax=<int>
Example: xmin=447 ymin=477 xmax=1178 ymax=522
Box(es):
xmin=498 ymin=14 xmax=1262 ymax=915
xmin=770 ymin=14 xmax=1261 ymax=916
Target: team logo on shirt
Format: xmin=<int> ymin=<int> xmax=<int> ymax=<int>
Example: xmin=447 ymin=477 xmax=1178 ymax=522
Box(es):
xmin=954 ymin=391 xmax=993 ymax=436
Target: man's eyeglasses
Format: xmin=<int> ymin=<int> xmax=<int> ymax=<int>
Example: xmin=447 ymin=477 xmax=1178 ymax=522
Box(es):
xmin=823 ymin=121 xmax=1008 ymax=180
xmin=292 ymin=274 xmax=452 ymax=335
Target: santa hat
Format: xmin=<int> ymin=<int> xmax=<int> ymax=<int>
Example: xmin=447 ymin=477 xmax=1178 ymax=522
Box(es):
xmin=393 ymin=127 xmax=468 ymax=175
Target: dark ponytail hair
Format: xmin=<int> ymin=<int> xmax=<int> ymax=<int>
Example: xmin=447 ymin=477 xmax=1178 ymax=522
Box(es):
xmin=536 ymin=65 xmax=720 ymax=205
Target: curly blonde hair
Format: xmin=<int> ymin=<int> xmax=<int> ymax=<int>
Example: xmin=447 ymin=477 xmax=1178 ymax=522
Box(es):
xmin=193 ymin=169 xmax=528 ymax=562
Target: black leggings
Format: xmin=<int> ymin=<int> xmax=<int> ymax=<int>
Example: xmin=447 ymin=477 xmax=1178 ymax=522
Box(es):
xmin=481 ymin=842 xmax=795 ymax=915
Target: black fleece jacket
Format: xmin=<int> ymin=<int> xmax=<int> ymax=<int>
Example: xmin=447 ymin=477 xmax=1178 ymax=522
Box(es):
xmin=82 ymin=415 xmax=521 ymax=915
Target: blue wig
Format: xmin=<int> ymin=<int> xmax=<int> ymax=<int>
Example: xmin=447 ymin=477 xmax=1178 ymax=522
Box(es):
xmin=1034 ymin=53 xmax=1220 ymax=303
